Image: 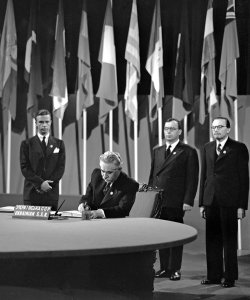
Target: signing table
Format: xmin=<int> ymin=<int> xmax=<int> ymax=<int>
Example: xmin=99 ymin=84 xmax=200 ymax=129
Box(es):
xmin=0 ymin=213 xmax=197 ymax=297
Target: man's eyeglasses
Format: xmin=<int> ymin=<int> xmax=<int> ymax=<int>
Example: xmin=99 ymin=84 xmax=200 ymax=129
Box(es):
xmin=164 ymin=127 xmax=178 ymax=132
xmin=211 ymin=125 xmax=227 ymax=130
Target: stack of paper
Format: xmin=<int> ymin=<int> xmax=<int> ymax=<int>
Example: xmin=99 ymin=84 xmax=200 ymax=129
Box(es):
xmin=60 ymin=210 xmax=82 ymax=218
xmin=0 ymin=206 xmax=15 ymax=212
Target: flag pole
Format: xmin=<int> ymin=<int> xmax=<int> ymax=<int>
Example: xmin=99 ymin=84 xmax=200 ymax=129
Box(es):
xmin=209 ymin=100 xmax=213 ymax=141
xmin=58 ymin=118 xmax=62 ymax=139
xmin=6 ymin=111 xmax=11 ymax=193
xmin=234 ymin=100 xmax=238 ymax=141
xmin=58 ymin=117 xmax=62 ymax=194
xmin=235 ymin=102 xmax=241 ymax=252
xmin=234 ymin=59 xmax=241 ymax=250
xmin=134 ymin=120 xmax=138 ymax=180
xmin=109 ymin=110 xmax=113 ymax=151
xmin=109 ymin=0 xmax=113 ymax=152
xmin=158 ymin=107 xmax=162 ymax=146
xmin=183 ymin=114 xmax=188 ymax=144
xmin=234 ymin=60 xmax=238 ymax=141
xmin=83 ymin=108 xmax=87 ymax=194
xmin=33 ymin=119 xmax=36 ymax=136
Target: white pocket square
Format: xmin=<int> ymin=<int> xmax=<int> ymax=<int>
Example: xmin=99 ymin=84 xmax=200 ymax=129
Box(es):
xmin=53 ymin=147 xmax=60 ymax=153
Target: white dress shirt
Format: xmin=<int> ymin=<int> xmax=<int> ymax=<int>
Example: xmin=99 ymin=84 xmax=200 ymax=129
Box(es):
xmin=166 ymin=139 xmax=179 ymax=153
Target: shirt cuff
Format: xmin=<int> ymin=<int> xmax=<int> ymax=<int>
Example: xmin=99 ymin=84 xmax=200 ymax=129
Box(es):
xmin=97 ymin=209 xmax=106 ymax=218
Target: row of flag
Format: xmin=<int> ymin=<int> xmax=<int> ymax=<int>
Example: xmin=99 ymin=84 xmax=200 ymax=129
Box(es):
xmin=0 ymin=0 xmax=239 ymax=130
xmin=199 ymin=0 xmax=239 ymax=127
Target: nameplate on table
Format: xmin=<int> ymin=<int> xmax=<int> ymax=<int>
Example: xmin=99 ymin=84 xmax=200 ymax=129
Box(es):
xmin=12 ymin=205 xmax=51 ymax=220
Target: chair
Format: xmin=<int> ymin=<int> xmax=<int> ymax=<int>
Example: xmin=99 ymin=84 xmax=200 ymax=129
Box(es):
xmin=129 ymin=188 xmax=163 ymax=218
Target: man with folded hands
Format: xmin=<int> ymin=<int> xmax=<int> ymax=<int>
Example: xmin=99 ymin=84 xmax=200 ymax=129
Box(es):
xmin=20 ymin=109 xmax=66 ymax=210
xmin=78 ymin=151 xmax=139 ymax=218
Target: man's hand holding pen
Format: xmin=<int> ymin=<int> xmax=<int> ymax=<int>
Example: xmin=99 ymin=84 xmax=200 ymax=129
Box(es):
xmin=78 ymin=202 xmax=89 ymax=213
xmin=78 ymin=203 xmax=105 ymax=219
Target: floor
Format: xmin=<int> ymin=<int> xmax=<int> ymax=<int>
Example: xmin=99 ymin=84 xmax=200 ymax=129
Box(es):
xmin=151 ymin=208 xmax=250 ymax=300
xmin=153 ymin=250 xmax=250 ymax=300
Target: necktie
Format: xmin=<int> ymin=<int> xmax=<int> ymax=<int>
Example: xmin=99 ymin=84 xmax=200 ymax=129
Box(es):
xmin=103 ymin=182 xmax=110 ymax=195
xmin=41 ymin=136 xmax=47 ymax=154
xmin=165 ymin=145 xmax=171 ymax=159
xmin=217 ymin=143 xmax=222 ymax=156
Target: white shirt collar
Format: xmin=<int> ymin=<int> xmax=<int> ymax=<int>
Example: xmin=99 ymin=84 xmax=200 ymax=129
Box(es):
xmin=166 ymin=139 xmax=179 ymax=152
xmin=37 ymin=133 xmax=49 ymax=144
xmin=216 ymin=136 xmax=228 ymax=149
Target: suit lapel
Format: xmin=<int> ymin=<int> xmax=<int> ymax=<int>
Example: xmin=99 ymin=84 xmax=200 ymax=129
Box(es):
xmin=34 ymin=135 xmax=44 ymax=156
xmin=216 ymin=138 xmax=231 ymax=162
xmin=101 ymin=185 xmax=116 ymax=205
xmin=156 ymin=142 xmax=184 ymax=174
xmin=208 ymin=141 xmax=217 ymax=163
xmin=46 ymin=136 xmax=57 ymax=157
xmin=95 ymin=180 xmax=107 ymax=206
xmin=100 ymin=175 xmax=121 ymax=205
xmin=158 ymin=145 xmax=166 ymax=162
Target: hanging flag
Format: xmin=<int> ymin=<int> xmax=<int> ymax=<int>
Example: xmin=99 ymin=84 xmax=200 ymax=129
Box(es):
xmin=0 ymin=0 xmax=17 ymax=119
xmin=50 ymin=0 xmax=68 ymax=120
xmin=76 ymin=0 xmax=94 ymax=120
xmin=172 ymin=1 xmax=193 ymax=121
xmin=96 ymin=0 xmax=118 ymax=123
xmin=199 ymin=0 xmax=217 ymax=124
xmin=145 ymin=0 xmax=164 ymax=122
xmin=124 ymin=0 xmax=140 ymax=122
xmin=219 ymin=0 xmax=239 ymax=121
xmin=24 ymin=0 xmax=43 ymax=117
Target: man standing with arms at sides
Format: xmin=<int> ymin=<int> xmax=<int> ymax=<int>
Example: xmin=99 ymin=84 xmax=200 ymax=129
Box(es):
xmin=200 ymin=117 xmax=249 ymax=288
xmin=148 ymin=118 xmax=199 ymax=281
xmin=20 ymin=109 xmax=66 ymax=211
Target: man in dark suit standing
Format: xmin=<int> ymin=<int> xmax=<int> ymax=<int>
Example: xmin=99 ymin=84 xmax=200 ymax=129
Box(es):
xmin=78 ymin=151 xmax=139 ymax=218
xmin=148 ymin=118 xmax=199 ymax=280
xmin=20 ymin=109 xmax=66 ymax=211
xmin=199 ymin=117 xmax=249 ymax=288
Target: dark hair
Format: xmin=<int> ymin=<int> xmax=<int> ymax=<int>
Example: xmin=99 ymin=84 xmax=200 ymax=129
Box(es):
xmin=35 ymin=109 xmax=51 ymax=120
xmin=165 ymin=118 xmax=181 ymax=130
xmin=213 ymin=117 xmax=230 ymax=128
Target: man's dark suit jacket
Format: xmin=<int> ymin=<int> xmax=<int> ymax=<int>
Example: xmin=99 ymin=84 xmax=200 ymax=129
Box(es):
xmin=148 ymin=142 xmax=199 ymax=208
xmin=199 ymin=138 xmax=249 ymax=209
xmin=20 ymin=135 xmax=66 ymax=205
xmin=80 ymin=169 xmax=139 ymax=218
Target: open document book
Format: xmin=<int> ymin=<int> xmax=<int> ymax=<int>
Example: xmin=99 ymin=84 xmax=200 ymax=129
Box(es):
xmin=60 ymin=210 xmax=82 ymax=218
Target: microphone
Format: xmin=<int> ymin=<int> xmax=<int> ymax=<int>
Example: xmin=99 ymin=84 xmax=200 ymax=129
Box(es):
xmin=49 ymin=199 xmax=67 ymax=219
xmin=54 ymin=199 xmax=66 ymax=216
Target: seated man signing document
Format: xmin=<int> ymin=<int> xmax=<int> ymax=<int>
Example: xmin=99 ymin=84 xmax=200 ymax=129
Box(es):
xmin=78 ymin=151 xmax=139 ymax=218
